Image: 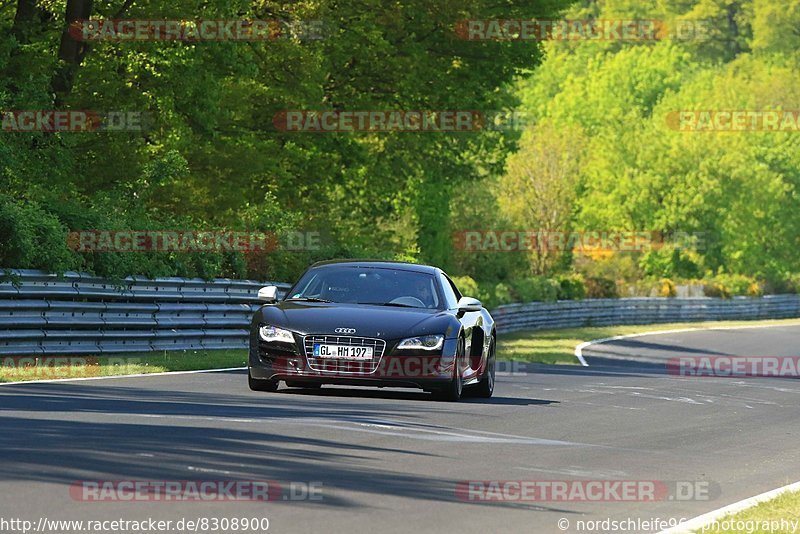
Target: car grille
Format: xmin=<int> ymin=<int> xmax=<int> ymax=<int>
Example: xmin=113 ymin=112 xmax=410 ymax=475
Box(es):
xmin=303 ymin=335 xmax=386 ymax=373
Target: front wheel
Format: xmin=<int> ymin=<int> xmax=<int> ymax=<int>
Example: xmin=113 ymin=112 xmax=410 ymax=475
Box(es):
xmin=473 ymin=337 xmax=495 ymax=398
xmin=435 ymin=337 xmax=464 ymax=402
xmin=248 ymin=370 xmax=279 ymax=392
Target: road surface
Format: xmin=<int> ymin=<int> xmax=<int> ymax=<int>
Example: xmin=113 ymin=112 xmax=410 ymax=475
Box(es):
xmin=2 ymin=325 xmax=800 ymax=533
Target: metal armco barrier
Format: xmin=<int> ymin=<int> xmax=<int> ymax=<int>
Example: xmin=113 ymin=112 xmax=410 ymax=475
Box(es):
xmin=492 ymin=295 xmax=800 ymax=333
xmin=2 ymin=269 xmax=799 ymax=355
xmin=0 ymin=269 xmax=291 ymax=355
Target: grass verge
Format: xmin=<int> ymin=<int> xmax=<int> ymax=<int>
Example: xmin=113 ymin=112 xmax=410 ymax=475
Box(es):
xmin=695 ymin=489 xmax=800 ymax=533
xmin=0 ymin=349 xmax=248 ymax=383
xmin=496 ymin=318 xmax=800 ymax=365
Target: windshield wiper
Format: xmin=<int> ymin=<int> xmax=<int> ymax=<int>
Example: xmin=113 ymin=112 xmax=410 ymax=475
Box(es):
xmin=357 ymin=302 xmax=420 ymax=308
xmin=286 ymin=297 xmax=333 ymax=303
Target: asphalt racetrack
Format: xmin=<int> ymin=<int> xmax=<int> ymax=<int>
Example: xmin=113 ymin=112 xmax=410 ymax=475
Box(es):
xmin=2 ymin=324 xmax=800 ymax=534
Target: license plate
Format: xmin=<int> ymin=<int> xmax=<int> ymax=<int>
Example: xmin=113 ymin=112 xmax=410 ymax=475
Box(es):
xmin=313 ymin=344 xmax=373 ymax=360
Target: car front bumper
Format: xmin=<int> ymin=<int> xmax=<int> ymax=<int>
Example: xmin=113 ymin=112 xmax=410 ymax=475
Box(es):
xmin=249 ymin=335 xmax=459 ymax=389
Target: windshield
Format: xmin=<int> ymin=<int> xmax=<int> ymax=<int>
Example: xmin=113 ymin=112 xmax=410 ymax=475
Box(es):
xmin=287 ymin=267 xmax=441 ymax=309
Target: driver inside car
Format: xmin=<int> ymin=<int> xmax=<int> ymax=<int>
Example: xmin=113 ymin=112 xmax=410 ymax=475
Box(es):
xmin=413 ymin=279 xmax=434 ymax=308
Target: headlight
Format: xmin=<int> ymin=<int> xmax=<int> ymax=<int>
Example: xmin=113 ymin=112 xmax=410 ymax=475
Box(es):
xmin=397 ymin=334 xmax=444 ymax=351
xmin=259 ymin=324 xmax=295 ymax=343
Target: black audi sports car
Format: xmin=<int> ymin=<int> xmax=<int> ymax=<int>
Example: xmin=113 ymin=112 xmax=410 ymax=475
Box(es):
xmin=248 ymin=260 xmax=496 ymax=401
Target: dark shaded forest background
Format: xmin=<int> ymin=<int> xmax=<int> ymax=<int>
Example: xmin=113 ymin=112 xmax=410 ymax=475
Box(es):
xmin=3 ymin=0 xmax=800 ymax=307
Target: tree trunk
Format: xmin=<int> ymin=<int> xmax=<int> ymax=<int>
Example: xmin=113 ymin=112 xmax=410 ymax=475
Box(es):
xmin=11 ymin=0 xmax=55 ymax=45
xmin=51 ymin=0 xmax=93 ymax=103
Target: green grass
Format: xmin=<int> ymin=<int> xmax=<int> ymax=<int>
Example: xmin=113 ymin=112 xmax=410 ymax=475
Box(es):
xmin=496 ymin=318 xmax=800 ymax=365
xmin=3 ymin=317 xmax=800 ymax=382
xmin=0 ymin=349 xmax=248 ymax=383
xmin=696 ymin=489 xmax=800 ymax=533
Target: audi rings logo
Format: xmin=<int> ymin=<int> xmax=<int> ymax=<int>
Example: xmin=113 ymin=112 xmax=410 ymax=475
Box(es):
xmin=334 ymin=328 xmax=357 ymax=334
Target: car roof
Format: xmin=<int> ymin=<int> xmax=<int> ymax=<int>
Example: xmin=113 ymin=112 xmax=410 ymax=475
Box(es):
xmin=309 ymin=259 xmax=441 ymax=275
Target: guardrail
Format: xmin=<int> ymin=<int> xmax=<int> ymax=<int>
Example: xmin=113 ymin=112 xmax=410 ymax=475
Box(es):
xmin=0 ymin=269 xmax=291 ymax=355
xmin=2 ymin=269 xmax=799 ymax=355
xmin=492 ymin=295 xmax=800 ymax=333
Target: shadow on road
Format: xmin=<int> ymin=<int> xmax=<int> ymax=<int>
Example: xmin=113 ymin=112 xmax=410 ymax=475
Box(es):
xmin=0 ymin=377 xmax=565 ymax=512
xmin=279 ymin=385 xmax=557 ymax=406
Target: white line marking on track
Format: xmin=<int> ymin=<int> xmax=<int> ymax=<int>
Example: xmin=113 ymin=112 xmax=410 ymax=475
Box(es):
xmin=574 ymin=322 xmax=800 ymax=367
xmin=71 ymin=411 xmax=612 ymax=447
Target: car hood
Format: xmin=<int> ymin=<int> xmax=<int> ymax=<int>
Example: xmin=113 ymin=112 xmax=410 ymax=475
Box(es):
xmin=257 ymin=301 xmax=451 ymax=339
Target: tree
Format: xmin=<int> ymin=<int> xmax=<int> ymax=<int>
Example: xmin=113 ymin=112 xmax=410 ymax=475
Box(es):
xmin=498 ymin=123 xmax=587 ymax=275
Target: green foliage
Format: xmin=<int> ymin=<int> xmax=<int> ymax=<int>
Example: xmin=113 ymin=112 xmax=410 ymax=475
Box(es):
xmin=639 ymin=247 xmax=704 ymax=280
xmin=584 ymin=277 xmax=619 ymax=299
xmin=450 ymin=275 xmax=479 ymax=299
xmin=485 ymin=0 xmax=800 ymax=289
xmin=703 ymin=281 xmax=732 ymax=299
xmin=509 ymin=277 xmax=560 ymax=303
xmin=498 ymin=123 xmax=587 ymax=275
xmin=554 ymin=274 xmax=587 ymax=300
xmin=449 ymin=177 xmax=529 ymax=281
xmin=658 ymin=278 xmax=677 ymax=298
xmin=492 ymin=282 xmax=514 ymax=307
xmin=765 ymin=273 xmax=800 ymax=295
xmin=703 ymin=274 xmax=764 ymax=298
xmin=472 ymin=281 xmax=510 ymax=309
xmin=0 ymin=196 xmax=78 ymax=273
xmin=0 ymin=0 xmax=570 ymax=283
xmin=4 ymin=0 xmax=800 ymax=302
xmin=574 ymin=253 xmax=641 ymax=283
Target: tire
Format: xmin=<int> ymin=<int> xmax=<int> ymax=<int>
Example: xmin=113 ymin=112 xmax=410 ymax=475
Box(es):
xmin=248 ymin=369 xmax=279 ymax=392
xmin=473 ymin=337 xmax=495 ymax=399
xmin=285 ymin=381 xmax=322 ymax=389
xmin=435 ymin=337 xmax=464 ymax=402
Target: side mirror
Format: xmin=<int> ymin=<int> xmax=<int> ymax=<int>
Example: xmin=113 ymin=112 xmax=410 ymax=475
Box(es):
xmin=457 ymin=296 xmax=482 ymax=313
xmin=258 ymin=285 xmax=278 ymax=303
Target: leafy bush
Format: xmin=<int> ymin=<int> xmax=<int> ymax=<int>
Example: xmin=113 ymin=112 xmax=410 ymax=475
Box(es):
xmin=0 ymin=196 xmax=79 ymax=274
xmin=475 ymin=282 xmax=497 ymax=308
xmin=584 ymin=276 xmax=619 ymax=298
xmin=703 ymin=281 xmax=731 ymax=299
xmin=450 ymin=275 xmax=479 ymax=298
xmin=493 ymin=282 xmax=514 ymax=306
xmin=746 ymin=281 xmax=764 ymax=297
xmin=658 ymin=278 xmax=677 ymax=297
xmin=472 ymin=281 xmax=515 ymax=309
xmin=703 ymin=274 xmax=762 ymax=298
xmin=554 ymin=274 xmax=587 ymax=300
xmin=0 ymin=194 xmax=294 ymax=281
xmin=574 ymin=253 xmax=640 ymax=283
xmin=764 ymin=273 xmax=800 ymax=295
xmin=509 ymin=277 xmax=559 ymax=302
xmin=639 ymin=246 xmax=703 ymax=279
